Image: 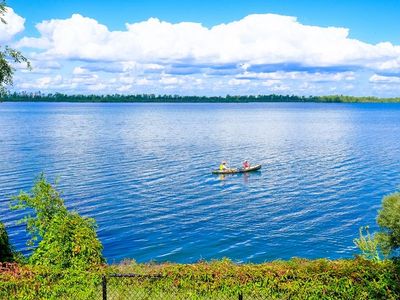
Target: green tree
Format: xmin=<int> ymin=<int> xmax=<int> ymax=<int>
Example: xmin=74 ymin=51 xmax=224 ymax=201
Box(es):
xmin=29 ymin=211 xmax=104 ymax=269
xmin=11 ymin=174 xmax=104 ymax=269
xmin=0 ymin=1 xmax=31 ymax=96
xmin=376 ymin=192 xmax=400 ymax=256
xmin=0 ymin=221 xmax=14 ymax=262
xmin=0 ymin=2 xmax=6 ymax=23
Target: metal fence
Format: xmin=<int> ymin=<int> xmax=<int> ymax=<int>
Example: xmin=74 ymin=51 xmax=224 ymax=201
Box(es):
xmin=0 ymin=265 xmax=269 ymax=299
xmin=102 ymin=274 xmax=252 ymax=300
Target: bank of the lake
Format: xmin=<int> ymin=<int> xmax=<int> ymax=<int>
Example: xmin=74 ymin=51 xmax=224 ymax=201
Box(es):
xmin=1 ymin=258 xmax=400 ymax=299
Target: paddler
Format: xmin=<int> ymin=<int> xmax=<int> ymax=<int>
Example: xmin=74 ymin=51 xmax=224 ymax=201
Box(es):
xmin=242 ymin=160 xmax=250 ymax=169
xmin=219 ymin=161 xmax=228 ymax=171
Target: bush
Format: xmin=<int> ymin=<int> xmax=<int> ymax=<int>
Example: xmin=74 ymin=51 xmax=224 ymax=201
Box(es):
xmin=11 ymin=174 xmax=104 ymax=269
xmin=0 ymin=264 xmax=103 ymax=300
xmin=29 ymin=212 xmax=104 ymax=269
xmin=354 ymin=226 xmax=381 ymax=261
xmin=376 ymin=192 xmax=400 ymax=256
xmin=0 ymin=221 xmax=13 ymax=262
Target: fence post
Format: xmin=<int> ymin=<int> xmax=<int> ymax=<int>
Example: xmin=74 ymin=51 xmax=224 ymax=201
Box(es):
xmin=102 ymin=275 xmax=107 ymax=300
xmin=238 ymin=292 xmax=243 ymax=300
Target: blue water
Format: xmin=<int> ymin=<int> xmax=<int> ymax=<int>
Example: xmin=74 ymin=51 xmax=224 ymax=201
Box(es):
xmin=1 ymin=102 xmax=400 ymax=263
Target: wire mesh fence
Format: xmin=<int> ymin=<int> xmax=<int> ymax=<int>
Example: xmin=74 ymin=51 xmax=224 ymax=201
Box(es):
xmin=1 ymin=265 xmax=265 ymax=299
xmin=3 ymin=261 xmax=400 ymax=299
xmin=103 ymin=274 xmax=249 ymax=300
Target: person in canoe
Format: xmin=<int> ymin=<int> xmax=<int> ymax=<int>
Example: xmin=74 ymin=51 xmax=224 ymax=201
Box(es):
xmin=242 ymin=160 xmax=250 ymax=169
xmin=219 ymin=161 xmax=229 ymax=171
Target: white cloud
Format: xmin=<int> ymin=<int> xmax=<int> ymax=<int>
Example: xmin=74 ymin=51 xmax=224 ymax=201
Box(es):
xmin=72 ymin=66 xmax=87 ymax=75
xmin=159 ymin=76 xmax=182 ymax=85
xmin=228 ymin=78 xmax=251 ymax=86
xmin=136 ymin=78 xmax=150 ymax=85
xmin=8 ymin=12 xmax=400 ymax=96
xmin=0 ymin=7 xmax=25 ymax=43
xmin=237 ymin=71 xmax=355 ymax=82
xmin=72 ymin=73 xmax=99 ymax=85
xmin=17 ymin=13 xmax=400 ymax=71
xmin=88 ymin=83 xmax=106 ymax=91
xmin=261 ymin=80 xmax=282 ymax=87
xmin=369 ymin=74 xmax=400 ymax=84
xmin=117 ymin=84 xmax=132 ymax=92
xmin=19 ymin=74 xmax=62 ymax=89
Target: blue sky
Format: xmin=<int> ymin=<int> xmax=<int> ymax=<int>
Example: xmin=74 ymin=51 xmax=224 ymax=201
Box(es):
xmin=8 ymin=0 xmax=400 ymax=44
xmin=2 ymin=0 xmax=400 ymax=96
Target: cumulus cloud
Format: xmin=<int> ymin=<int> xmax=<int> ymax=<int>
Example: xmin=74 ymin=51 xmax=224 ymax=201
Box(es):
xmin=16 ymin=13 xmax=400 ymax=71
xmin=237 ymin=70 xmax=355 ymax=82
xmin=0 ymin=7 xmax=25 ymax=43
xmin=8 ymin=12 xmax=400 ymax=96
xmin=19 ymin=74 xmax=63 ymax=89
xmin=370 ymin=74 xmax=400 ymax=84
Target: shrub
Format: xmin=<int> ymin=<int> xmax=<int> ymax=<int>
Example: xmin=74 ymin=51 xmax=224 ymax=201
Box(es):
xmin=353 ymin=226 xmax=381 ymax=261
xmin=29 ymin=212 xmax=104 ymax=269
xmin=0 ymin=264 xmax=103 ymax=300
xmin=11 ymin=174 xmax=104 ymax=269
xmin=376 ymin=192 xmax=400 ymax=256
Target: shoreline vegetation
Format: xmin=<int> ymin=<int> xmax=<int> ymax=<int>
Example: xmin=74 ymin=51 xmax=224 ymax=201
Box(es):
xmin=1 ymin=175 xmax=400 ymax=299
xmin=1 ymin=92 xmax=400 ymax=103
xmin=1 ymin=258 xmax=399 ymax=299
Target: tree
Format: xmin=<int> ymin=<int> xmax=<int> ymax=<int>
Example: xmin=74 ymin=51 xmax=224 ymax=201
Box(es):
xmin=376 ymin=192 xmax=400 ymax=256
xmin=0 ymin=221 xmax=13 ymax=262
xmin=11 ymin=174 xmax=104 ymax=269
xmin=0 ymin=1 xmax=31 ymax=96
xmin=0 ymin=2 xmax=6 ymax=24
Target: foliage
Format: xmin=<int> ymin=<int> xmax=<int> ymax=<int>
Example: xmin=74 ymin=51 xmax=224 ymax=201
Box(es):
xmin=354 ymin=226 xmax=382 ymax=262
xmin=0 ymin=2 xmax=31 ymax=96
xmin=29 ymin=212 xmax=104 ymax=269
xmin=11 ymin=174 xmax=104 ymax=269
xmin=0 ymin=264 xmax=103 ymax=300
xmin=3 ymin=92 xmax=400 ymax=103
xmin=104 ymin=258 xmax=400 ymax=299
xmin=0 ymin=1 xmax=6 ymax=24
xmin=11 ymin=174 xmax=66 ymax=247
xmin=376 ymin=192 xmax=400 ymax=256
xmin=1 ymin=258 xmax=399 ymax=299
xmin=0 ymin=221 xmax=14 ymax=262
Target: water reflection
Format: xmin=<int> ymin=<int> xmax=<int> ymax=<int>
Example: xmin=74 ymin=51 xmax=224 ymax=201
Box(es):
xmin=243 ymin=173 xmax=249 ymax=184
xmin=216 ymin=170 xmax=261 ymax=184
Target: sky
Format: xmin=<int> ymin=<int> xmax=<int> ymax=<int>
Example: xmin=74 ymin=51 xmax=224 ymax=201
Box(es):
xmin=1 ymin=0 xmax=400 ymax=96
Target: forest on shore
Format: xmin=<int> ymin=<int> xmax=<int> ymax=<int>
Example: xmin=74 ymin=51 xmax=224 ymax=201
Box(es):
xmin=2 ymin=92 xmax=400 ymax=103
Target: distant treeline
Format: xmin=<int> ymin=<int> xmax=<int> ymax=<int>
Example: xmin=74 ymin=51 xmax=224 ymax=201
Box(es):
xmin=2 ymin=92 xmax=400 ymax=103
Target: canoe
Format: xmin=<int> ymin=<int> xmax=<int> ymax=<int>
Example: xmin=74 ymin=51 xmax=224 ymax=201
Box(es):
xmin=212 ymin=164 xmax=262 ymax=174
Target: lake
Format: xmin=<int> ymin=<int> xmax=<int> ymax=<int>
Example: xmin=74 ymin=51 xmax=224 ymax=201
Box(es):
xmin=1 ymin=102 xmax=399 ymax=263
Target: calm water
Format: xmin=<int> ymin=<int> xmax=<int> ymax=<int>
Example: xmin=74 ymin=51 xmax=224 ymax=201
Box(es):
xmin=1 ymin=102 xmax=400 ymax=263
